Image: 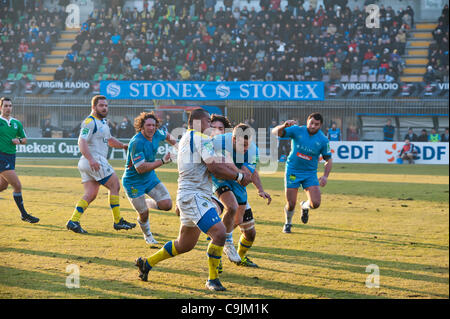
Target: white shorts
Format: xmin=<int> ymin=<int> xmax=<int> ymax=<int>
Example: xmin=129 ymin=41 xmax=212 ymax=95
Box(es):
xmin=127 ymin=183 xmax=171 ymax=214
xmin=78 ymin=156 xmax=115 ymax=184
xmin=177 ymin=193 xmax=221 ymax=232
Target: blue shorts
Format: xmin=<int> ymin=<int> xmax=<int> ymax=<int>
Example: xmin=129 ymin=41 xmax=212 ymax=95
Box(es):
xmin=0 ymin=152 xmax=16 ymax=173
xmin=122 ymin=176 xmax=161 ymax=199
xmin=285 ymin=169 xmax=319 ymax=190
xmin=212 ymin=177 xmax=247 ymax=205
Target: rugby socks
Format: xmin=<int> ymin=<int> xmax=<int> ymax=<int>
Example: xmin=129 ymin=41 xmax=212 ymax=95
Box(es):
xmin=225 ymin=231 xmax=234 ymax=244
xmin=109 ymin=194 xmax=121 ymax=224
xmin=147 ymin=240 xmax=178 ymax=268
xmin=137 ymin=218 xmax=151 ymax=237
xmin=13 ymin=193 xmax=27 ymax=217
xmin=70 ymin=199 xmax=89 ymax=222
xmin=302 ymin=200 xmax=311 ymax=210
xmin=284 ymin=207 xmax=295 ymax=225
xmin=207 ymin=242 xmax=223 ymax=280
xmin=237 ymin=234 xmax=254 ymax=259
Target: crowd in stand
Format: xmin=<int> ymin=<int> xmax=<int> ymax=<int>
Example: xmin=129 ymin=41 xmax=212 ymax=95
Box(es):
xmin=57 ymin=0 xmax=415 ymax=83
xmin=0 ymin=0 xmax=65 ymax=80
xmin=424 ymin=4 xmax=449 ymax=83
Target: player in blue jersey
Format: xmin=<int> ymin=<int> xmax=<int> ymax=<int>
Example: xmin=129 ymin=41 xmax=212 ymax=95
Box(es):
xmin=122 ymin=112 xmax=177 ymax=245
xmin=212 ymin=123 xmax=271 ymax=267
xmin=272 ymin=113 xmax=333 ymax=233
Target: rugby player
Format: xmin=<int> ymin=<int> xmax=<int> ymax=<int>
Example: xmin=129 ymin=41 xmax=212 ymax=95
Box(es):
xmin=135 ymin=109 xmax=252 ymax=291
xmin=271 ymin=113 xmax=333 ymax=233
xmin=122 ymin=112 xmax=177 ymax=245
xmin=0 ymin=97 xmax=39 ymax=223
xmin=66 ymin=95 xmax=136 ymax=233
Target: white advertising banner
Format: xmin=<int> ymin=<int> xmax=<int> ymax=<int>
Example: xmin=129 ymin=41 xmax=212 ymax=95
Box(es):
xmin=328 ymin=142 xmax=449 ymax=164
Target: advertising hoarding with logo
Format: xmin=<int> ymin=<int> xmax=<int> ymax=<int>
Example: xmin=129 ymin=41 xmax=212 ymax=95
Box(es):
xmin=100 ymin=81 xmax=325 ymax=101
xmin=328 ymin=141 xmax=448 ymax=164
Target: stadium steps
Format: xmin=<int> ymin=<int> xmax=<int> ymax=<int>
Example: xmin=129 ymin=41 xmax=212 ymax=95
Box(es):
xmin=35 ymin=29 xmax=80 ymax=81
xmin=400 ymin=22 xmax=437 ymax=83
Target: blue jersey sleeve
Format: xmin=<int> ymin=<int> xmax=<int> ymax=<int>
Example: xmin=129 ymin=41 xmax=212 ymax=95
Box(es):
xmin=129 ymin=138 xmax=146 ymax=168
xmin=283 ymin=125 xmax=299 ymax=139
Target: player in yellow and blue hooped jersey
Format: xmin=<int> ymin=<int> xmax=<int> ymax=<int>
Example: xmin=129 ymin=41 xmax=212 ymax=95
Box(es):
xmin=0 ymin=97 xmax=39 ymax=223
xmin=122 ymin=112 xmax=178 ymax=245
xmin=272 ymin=113 xmax=333 ymax=233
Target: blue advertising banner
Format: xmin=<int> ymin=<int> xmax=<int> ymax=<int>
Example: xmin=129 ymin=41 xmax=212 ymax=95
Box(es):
xmin=100 ymin=81 xmax=324 ymax=101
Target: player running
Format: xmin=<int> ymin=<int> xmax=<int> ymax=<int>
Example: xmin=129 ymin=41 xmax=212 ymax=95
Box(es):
xmin=122 ymin=112 xmax=177 ymax=245
xmin=212 ymin=123 xmax=271 ymax=267
xmin=67 ymin=95 xmax=136 ymax=234
xmin=271 ymin=113 xmax=333 ymax=233
xmin=135 ymin=108 xmax=252 ymax=291
xmin=0 ymin=97 xmax=39 ymax=223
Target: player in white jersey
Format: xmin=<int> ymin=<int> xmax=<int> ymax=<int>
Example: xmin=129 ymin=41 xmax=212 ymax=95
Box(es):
xmin=66 ymin=95 xmax=136 ymax=234
xmin=135 ymin=109 xmax=252 ymax=292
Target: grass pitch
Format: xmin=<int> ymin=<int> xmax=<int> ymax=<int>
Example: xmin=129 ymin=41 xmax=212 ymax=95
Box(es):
xmin=0 ymin=159 xmax=448 ymax=299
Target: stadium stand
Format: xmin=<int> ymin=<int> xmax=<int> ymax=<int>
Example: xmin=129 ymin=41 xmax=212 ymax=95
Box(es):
xmin=0 ymin=2 xmax=64 ymax=81
xmin=56 ymin=0 xmax=418 ymax=83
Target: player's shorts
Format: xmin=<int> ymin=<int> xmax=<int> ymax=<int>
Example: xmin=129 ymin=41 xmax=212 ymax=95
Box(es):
xmin=126 ymin=182 xmax=171 ymax=214
xmin=0 ymin=152 xmax=15 ymax=172
xmin=211 ymin=194 xmax=225 ymax=215
xmin=78 ymin=156 xmax=114 ymax=184
xmin=177 ymin=193 xmax=221 ymax=233
xmin=122 ymin=175 xmax=162 ymax=199
xmin=212 ymin=177 xmax=247 ymax=205
xmin=285 ymin=168 xmax=319 ymax=190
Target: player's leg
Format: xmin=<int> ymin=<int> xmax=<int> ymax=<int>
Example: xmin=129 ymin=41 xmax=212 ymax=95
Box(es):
xmin=103 ymin=173 xmax=136 ymax=230
xmin=129 ymin=194 xmax=158 ymax=244
xmin=67 ymin=180 xmax=100 ymax=233
xmin=135 ymin=224 xmax=200 ymax=282
xmin=0 ymin=174 xmax=8 ymax=192
xmin=216 ymin=187 xmax=241 ymax=263
xmin=0 ymin=169 xmax=39 ymax=223
xmin=146 ymin=182 xmax=172 ymax=211
xmin=283 ymin=187 xmax=298 ymax=233
xmin=235 ymin=203 xmax=258 ymax=267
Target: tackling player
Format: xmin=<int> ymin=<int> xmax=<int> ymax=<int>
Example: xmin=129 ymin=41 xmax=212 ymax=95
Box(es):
xmin=135 ymin=109 xmax=252 ymax=291
xmin=272 ymin=113 xmax=332 ymax=233
xmin=122 ymin=112 xmax=177 ymax=245
xmin=0 ymin=97 xmax=39 ymax=223
xmin=66 ymin=95 xmax=136 ymax=233
xmin=212 ymin=123 xmax=271 ymax=267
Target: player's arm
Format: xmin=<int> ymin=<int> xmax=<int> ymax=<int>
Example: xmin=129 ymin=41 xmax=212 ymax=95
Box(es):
xmin=319 ymin=157 xmax=333 ymax=187
xmin=12 ymin=123 xmax=27 ymax=145
xmin=130 ymin=140 xmax=171 ymax=175
xmin=134 ymin=154 xmax=171 ymax=174
xmin=205 ymin=158 xmax=251 ymax=186
xmin=271 ymin=120 xmax=296 ymax=137
xmin=165 ymin=132 xmax=178 ymax=149
xmin=108 ymin=136 xmax=128 ymax=151
xmin=251 ymin=169 xmax=271 ymax=205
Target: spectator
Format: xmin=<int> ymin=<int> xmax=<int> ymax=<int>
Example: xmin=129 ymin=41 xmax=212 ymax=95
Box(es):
xmin=327 ymin=122 xmax=341 ymax=141
xmin=383 ymin=119 xmax=395 ymax=141
xmin=346 ymin=125 xmax=359 ymax=141
xmin=428 ymin=128 xmax=441 ymax=142
xmin=417 ymin=129 xmax=429 ymax=142
xmin=42 ymin=119 xmax=53 ymax=138
xmin=399 ymin=138 xmax=418 ymax=164
xmin=404 ymin=128 xmax=418 ymax=142
xmin=117 ymin=116 xmax=134 ymax=138
xmin=441 ymin=128 xmax=449 ymax=142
